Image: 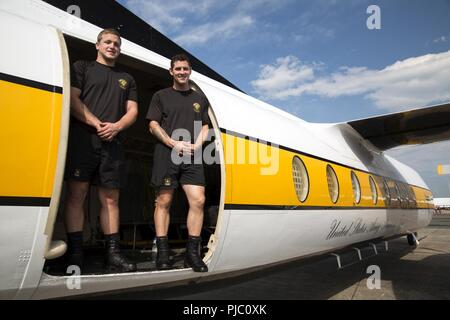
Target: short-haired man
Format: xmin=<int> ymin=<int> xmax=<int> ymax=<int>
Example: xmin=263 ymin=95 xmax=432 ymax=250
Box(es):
xmin=65 ymin=28 xmax=138 ymax=272
xmin=147 ymin=54 xmax=209 ymax=272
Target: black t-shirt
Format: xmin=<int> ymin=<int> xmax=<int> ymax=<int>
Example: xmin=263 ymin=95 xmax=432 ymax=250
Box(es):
xmin=71 ymin=60 xmax=138 ymax=124
xmin=146 ymin=87 xmax=211 ymax=143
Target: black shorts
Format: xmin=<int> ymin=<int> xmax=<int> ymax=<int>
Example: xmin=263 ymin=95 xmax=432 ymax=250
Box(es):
xmin=151 ymin=144 xmax=205 ymax=190
xmin=64 ymin=123 xmax=124 ymax=189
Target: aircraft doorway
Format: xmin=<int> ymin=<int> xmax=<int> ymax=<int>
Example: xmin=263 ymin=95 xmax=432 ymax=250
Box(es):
xmin=44 ymin=35 xmax=223 ymax=275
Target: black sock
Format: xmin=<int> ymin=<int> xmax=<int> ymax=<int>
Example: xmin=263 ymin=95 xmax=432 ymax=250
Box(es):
xmin=104 ymin=233 xmax=120 ymax=242
xmin=67 ymin=231 xmax=83 ymax=254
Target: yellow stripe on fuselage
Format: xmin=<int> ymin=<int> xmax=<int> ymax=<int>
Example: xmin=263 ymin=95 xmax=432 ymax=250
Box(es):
xmin=0 ymin=80 xmax=62 ymax=198
xmin=222 ymin=132 xmax=433 ymax=209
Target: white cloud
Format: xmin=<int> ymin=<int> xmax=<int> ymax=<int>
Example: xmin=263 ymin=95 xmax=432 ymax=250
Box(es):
xmin=122 ymin=0 xmax=292 ymax=47
xmin=293 ymin=25 xmax=335 ymax=45
xmin=433 ymin=36 xmax=448 ymax=43
xmin=122 ymin=0 xmax=280 ymax=47
xmin=236 ymin=0 xmax=293 ymax=12
xmin=173 ymin=15 xmax=254 ymax=46
xmin=251 ymin=56 xmax=315 ymax=98
xmin=123 ymin=0 xmax=218 ymax=34
xmin=251 ymin=50 xmax=450 ymax=111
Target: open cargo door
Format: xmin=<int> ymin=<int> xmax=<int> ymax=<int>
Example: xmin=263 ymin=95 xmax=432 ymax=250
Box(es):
xmin=0 ymin=10 xmax=70 ymax=299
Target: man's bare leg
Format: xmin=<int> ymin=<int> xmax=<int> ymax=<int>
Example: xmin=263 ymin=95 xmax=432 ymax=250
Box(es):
xmin=65 ymin=181 xmax=90 ymax=232
xmin=154 ymin=189 xmax=174 ymax=236
xmin=64 ymin=181 xmax=90 ymax=269
xmin=99 ymin=187 xmax=136 ymax=272
xmin=182 ymin=185 xmax=205 ymax=236
xmin=154 ymin=189 xmax=174 ymax=270
xmin=98 ymin=187 xmax=120 ymax=235
xmin=182 ymin=184 xmax=207 ymax=272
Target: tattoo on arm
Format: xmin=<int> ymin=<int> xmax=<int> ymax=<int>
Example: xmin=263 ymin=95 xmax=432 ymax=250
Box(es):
xmin=151 ymin=122 xmax=172 ymax=147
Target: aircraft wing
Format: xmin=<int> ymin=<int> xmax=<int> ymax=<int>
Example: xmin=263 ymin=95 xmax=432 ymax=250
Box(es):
xmin=347 ymin=102 xmax=450 ymax=151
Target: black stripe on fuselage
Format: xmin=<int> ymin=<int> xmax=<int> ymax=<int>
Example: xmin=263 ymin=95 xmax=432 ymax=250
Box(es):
xmin=224 ymin=204 xmax=420 ymax=210
xmin=0 ymin=196 xmax=51 ymax=207
xmin=0 ymin=72 xmax=63 ymax=94
xmin=219 ymin=128 xmax=427 ymax=191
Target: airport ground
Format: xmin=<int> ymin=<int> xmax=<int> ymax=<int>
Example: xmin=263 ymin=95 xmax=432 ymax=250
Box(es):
xmin=88 ymin=213 xmax=450 ymax=300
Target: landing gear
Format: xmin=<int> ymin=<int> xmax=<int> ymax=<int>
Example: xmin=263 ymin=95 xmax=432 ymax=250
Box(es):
xmin=407 ymin=232 xmax=419 ymax=246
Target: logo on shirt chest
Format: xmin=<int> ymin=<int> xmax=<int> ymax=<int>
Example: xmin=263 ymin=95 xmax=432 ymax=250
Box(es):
xmin=193 ymin=103 xmax=201 ymax=113
xmin=118 ymin=79 xmax=128 ymax=90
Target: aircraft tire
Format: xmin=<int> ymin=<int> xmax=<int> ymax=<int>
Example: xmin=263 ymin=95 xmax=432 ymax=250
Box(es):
xmin=407 ymin=232 xmax=418 ymax=246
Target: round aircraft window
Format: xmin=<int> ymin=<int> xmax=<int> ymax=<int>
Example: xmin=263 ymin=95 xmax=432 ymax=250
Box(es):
xmin=401 ymin=183 xmax=410 ymax=207
xmin=326 ymin=165 xmax=339 ymax=204
xmin=409 ymin=186 xmax=417 ymax=207
xmin=395 ymin=183 xmax=402 ymax=205
xmin=351 ymin=171 xmax=361 ymax=204
xmin=383 ymin=179 xmax=391 ymax=206
xmin=369 ymin=175 xmax=378 ymax=205
xmin=292 ymin=156 xmax=309 ymax=202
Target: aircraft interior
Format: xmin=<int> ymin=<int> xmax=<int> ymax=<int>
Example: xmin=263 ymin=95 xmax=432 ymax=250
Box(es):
xmin=45 ymin=35 xmax=222 ymax=275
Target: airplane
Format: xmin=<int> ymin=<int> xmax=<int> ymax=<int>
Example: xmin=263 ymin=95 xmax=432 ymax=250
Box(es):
xmin=0 ymin=0 xmax=448 ymax=299
xmin=433 ymin=198 xmax=450 ymax=213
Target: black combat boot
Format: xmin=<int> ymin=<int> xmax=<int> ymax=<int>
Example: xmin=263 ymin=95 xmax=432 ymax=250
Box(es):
xmin=184 ymin=236 xmax=208 ymax=272
xmin=66 ymin=231 xmax=84 ymax=271
xmin=104 ymin=233 xmax=137 ymax=272
xmin=155 ymin=236 xmax=171 ymax=270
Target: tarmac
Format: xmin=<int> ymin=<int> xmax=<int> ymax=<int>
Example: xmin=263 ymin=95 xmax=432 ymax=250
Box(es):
xmin=91 ymin=214 xmax=450 ymax=300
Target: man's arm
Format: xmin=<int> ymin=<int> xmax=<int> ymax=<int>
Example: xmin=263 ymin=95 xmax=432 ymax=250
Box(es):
xmin=70 ymin=87 xmax=102 ymax=130
xmin=98 ymin=100 xmax=138 ymax=142
xmin=149 ymin=120 xmax=175 ymax=148
xmin=149 ymin=120 xmax=193 ymax=154
xmin=193 ymin=125 xmax=209 ymax=151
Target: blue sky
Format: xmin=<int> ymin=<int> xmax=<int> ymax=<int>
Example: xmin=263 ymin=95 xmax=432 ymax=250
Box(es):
xmin=118 ymin=0 xmax=450 ymax=196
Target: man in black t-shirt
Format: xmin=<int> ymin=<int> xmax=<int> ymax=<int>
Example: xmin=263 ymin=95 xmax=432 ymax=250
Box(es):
xmin=147 ymin=54 xmax=210 ymax=272
xmin=64 ymin=29 xmax=138 ymax=273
